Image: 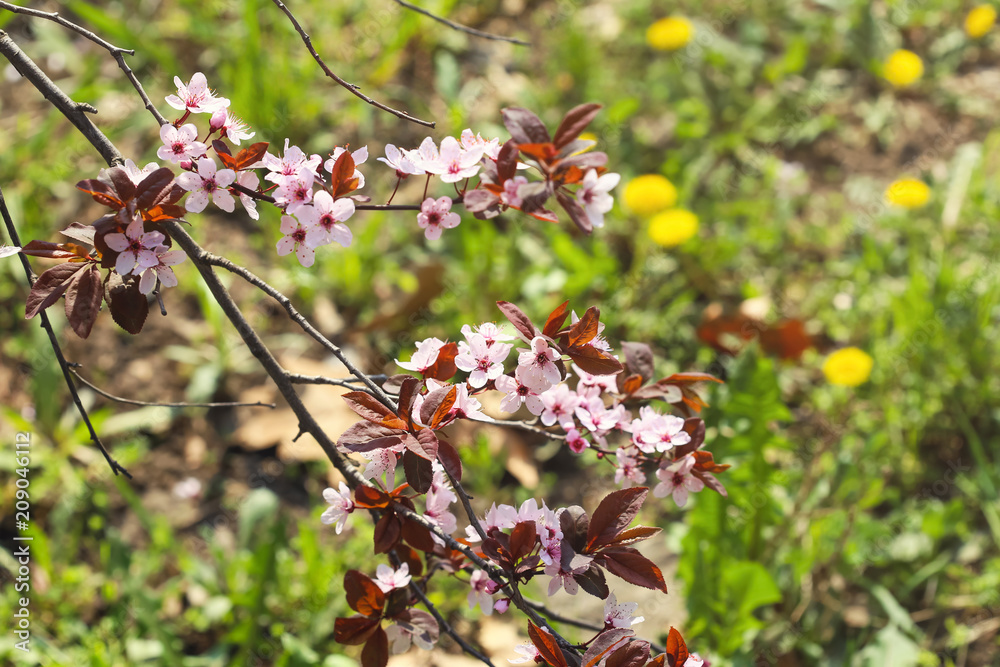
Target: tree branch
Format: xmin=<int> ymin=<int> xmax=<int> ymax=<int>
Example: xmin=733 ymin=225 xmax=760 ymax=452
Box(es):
xmin=392 ymin=0 xmax=529 ymax=46
xmin=270 ymin=0 xmax=435 ymax=128
xmin=0 ymin=2 xmax=168 ymax=126
xmin=0 ymin=185 xmax=131 ymax=478
xmin=69 ymin=366 xmax=277 ymax=409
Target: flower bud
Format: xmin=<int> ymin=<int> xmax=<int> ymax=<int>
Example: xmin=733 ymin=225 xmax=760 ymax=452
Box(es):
xmin=210 ymin=108 xmax=227 ymax=132
xmin=493 ymin=598 xmax=510 ymax=614
xmin=179 ymin=160 xmax=194 ymax=171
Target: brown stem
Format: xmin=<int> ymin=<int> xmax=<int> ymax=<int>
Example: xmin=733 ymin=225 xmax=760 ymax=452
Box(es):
xmin=391 ymin=0 xmax=529 ymax=45
xmin=69 ymin=367 xmax=277 ymax=409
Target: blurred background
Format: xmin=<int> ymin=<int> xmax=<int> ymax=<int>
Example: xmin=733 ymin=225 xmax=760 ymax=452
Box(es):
xmin=2 ymin=0 xmax=1000 ymax=665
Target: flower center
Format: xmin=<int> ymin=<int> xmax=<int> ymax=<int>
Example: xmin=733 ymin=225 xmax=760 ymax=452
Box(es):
xmin=427 ymin=212 xmax=441 ymax=226
xmin=292 ymin=229 xmax=306 ymax=243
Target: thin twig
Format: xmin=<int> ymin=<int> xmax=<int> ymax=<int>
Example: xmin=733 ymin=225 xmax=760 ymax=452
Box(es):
xmin=229 ymin=182 xmax=421 ymax=211
xmin=0 ymin=2 xmax=168 ymax=126
xmin=288 ymin=373 xmax=379 ymax=392
xmin=489 ymin=417 xmax=567 ymax=440
xmin=69 ymin=367 xmax=277 ymax=409
xmin=270 ymin=0 xmax=435 ymax=128
xmin=0 ymin=186 xmax=131 ymax=479
xmin=392 ymin=0 xmax=529 ymax=46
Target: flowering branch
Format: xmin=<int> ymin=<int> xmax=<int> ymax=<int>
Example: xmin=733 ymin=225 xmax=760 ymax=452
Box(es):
xmin=270 ymin=0 xmax=435 ymax=128
xmin=0 ymin=2 xmax=168 ymax=126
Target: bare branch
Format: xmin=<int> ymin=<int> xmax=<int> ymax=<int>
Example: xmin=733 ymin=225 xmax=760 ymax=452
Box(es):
xmin=270 ymin=0 xmax=435 ymax=128
xmin=392 ymin=0 xmax=529 ymax=46
xmin=0 ymin=185 xmax=131 ymax=479
xmin=0 ymin=2 xmax=168 ymax=126
xmin=69 ymin=367 xmax=277 ymax=409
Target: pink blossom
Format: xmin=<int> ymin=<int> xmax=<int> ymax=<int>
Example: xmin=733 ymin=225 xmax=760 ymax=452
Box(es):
xmin=176 ymin=157 xmax=236 ymax=213
xmin=417 ymin=196 xmax=461 ymax=241
xmin=396 ymin=337 xmax=447 ymax=373
xmin=518 ymin=336 xmax=563 ymax=387
xmin=426 ymin=462 xmax=458 ymax=539
xmin=461 ymin=322 xmax=515 ymax=346
xmin=577 ymin=168 xmax=620 ymax=229
xmin=575 ymin=394 xmax=619 ymax=434
xmin=654 ymin=454 xmax=704 ymax=507
xmin=501 ymin=175 xmax=529 ymax=208
xmin=273 ymin=167 xmax=315 ymax=214
xmin=566 ymin=428 xmax=589 ymax=454
xmin=263 ymin=139 xmax=322 ymax=184
xmin=105 ymin=216 xmax=164 ymax=276
xmin=118 ymin=159 xmax=161 ymax=185
xmin=614 ymin=448 xmax=646 ymax=487
xmin=156 ymin=123 xmax=207 ymax=164
xmin=425 ymin=136 xmax=484 ymax=183
xmin=385 ymin=621 xmax=436 ymax=653
xmin=374 ymin=563 xmax=411 ymax=593
xmin=137 ymin=245 xmax=186 ymax=295
xmin=493 ymin=598 xmax=510 ymax=614
xmin=324 ymin=145 xmax=369 ymax=189
xmin=296 ymin=190 xmax=355 ymax=248
xmin=404 ymin=137 xmax=441 ymax=173
xmin=276 ymin=214 xmax=320 ymax=267
xmin=604 ymin=592 xmax=644 ymax=629
xmin=377 ymin=144 xmax=423 ymax=176
xmin=508 ymin=643 xmax=541 ymax=664
xmin=495 ymin=367 xmax=548 ymax=415
xmin=213 ymin=109 xmax=255 ymax=145
xmin=468 ymin=570 xmax=495 ymax=616
xmin=456 ymin=333 xmax=512 ymax=388
xmin=361 ymin=447 xmax=400 ymax=482
xmin=685 ymin=654 xmax=706 ymax=667
xmin=235 ymin=170 xmax=260 ymax=220
xmin=320 ymin=482 xmax=355 ymax=534
xmin=539 ymin=383 xmax=580 ymax=429
xmin=631 ymin=406 xmax=691 ymax=454
xmin=536 ymin=505 xmax=563 ymax=566
xmin=460 ymin=129 xmax=501 ymax=160
xmin=544 ymin=552 xmax=593 ymax=595
xmin=573 ymin=363 xmax=619 ymax=395
xmin=165 ymin=72 xmax=230 ymax=114
xmin=0 ymin=245 xmax=20 ymax=259
xmin=449 ymin=383 xmax=492 ymax=422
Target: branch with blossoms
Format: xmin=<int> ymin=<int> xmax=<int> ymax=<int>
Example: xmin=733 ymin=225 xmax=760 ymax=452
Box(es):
xmin=2 ymin=7 xmax=721 ymax=667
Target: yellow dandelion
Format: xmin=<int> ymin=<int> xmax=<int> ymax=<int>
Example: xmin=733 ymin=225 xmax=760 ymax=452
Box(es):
xmin=623 ymin=174 xmax=678 ymax=217
xmin=883 ymin=49 xmax=924 ymax=88
xmin=966 ymin=5 xmax=997 ymax=38
xmin=648 ymin=209 xmax=699 ymax=247
xmin=822 ymin=347 xmax=873 ymax=387
xmin=647 ymin=17 xmax=694 ymax=51
xmin=885 ymin=178 xmax=931 ymax=209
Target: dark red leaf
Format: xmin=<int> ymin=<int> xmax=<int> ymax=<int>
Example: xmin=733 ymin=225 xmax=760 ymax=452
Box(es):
xmin=597 ymin=547 xmax=668 ymax=593
xmin=528 ymin=623 xmax=569 ymax=667
xmin=574 ymin=562 xmax=610 ymax=599
xmin=76 ymin=179 xmax=123 ymax=209
xmin=337 ymin=421 xmax=404 ymax=452
xmin=235 ymin=141 xmax=269 ymax=170
xmin=606 ymin=640 xmax=650 ymax=667
xmin=21 ymin=240 xmax=91 ymax=260
xmin=567 ymin=345 xmax=623 ymax=376
xmin=587 ymin=487 xmax=648 ymax=550
xmin=354 ymin=485 xmax=391 ymax=509
xmin=25 ymin=263 xmax=86 ymax=319
xmin=213 ymin=139 xmax=233 ymax=158
xmin=543 ymin=300 xmax=571 ymax=338
xmin=134 ymin=167 xmax=177 ymax=210
xmin=568 ymin=307 xmax=600 ymax=348
xmin=64 ymin=263 xmax=103 ymax=338
xmin=497 ymin=138 xmax=520 ymax=183
xmin=373 ymin=512 xmax=402 ymax=554
xmin=559 ymin=506 xmax=590 ymax=553
xmin=553 ymin=103 xmax=602 ymax=148
xmin=510 ymin=521 xmax=538 ymax=561
xmin=582 ymin=628 xmax=634 ymax=667
xmin=330 ymin=151 xmax=358 ymax=198
xmin=344 ymin=570 xmax=386 ymax=617
xmin=664 ymin=627 xmax=689 ymax=667
xmin=648 ymin=656 xmax=665 ymax=667
xmin=622 ymin=342 xmax=655 ymax=382
xmin=501 ymin=108 xmax=552 ymax=145
xmin=406 ymin=429 xmax=440 ymax=461
xmin=422 ymin=342 xmax=458 ymax=382
xmin=342 ymin=391 xmax=406 ymax=429
xmin=60 ymin=222 xmax=97 ymax=246
xmin=403 ymin=450 xmax=434 ymax=494
xmin=395 ymin=546 xmax=424 ymax=578
xmin=436 ymin=439 xmax=462 ymax=482
xmin=105 ymin=166 xmax=136 ymax=203
xmin=334 ymin=616 xmax=381 ymax=645
xmin=396 ymin=376 xmax=421 ymax=424
xmin=619 ymin=374 xmax=643 ymax=396
xmin=673 ymin=419 xmax=705 ymax=457
xmin=496 ymin=300 xmax=539 ymax=341
xmin=106 ymin=273 xmax=148 ymax=334
xmin=463 ymin=188 xmax=501 ymax=213
xmin=419 ymin=385 xmax=457 ymax=429
xmin=692 ymin=469 xmax=728 ymax=497
xmin=608 ymin=525 xmax=661 ymax=547
xmin=517 ymin=180 xmax=554 ymax=214
xmin=361 ymin=627 xmax=389 ymax=667
xmin=401 ymin=517 xmax=437 ymax=552
xmin=663 ymin=372 xmax=724 ymax=385
xmin=556 ymin=189 xmax=593 ymax=234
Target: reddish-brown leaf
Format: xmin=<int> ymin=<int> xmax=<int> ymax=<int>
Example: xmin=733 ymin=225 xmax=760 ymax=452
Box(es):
xmin=419 ymin=385 xmax=457 ymax=429
xmin=344 ymin=570 xmax=386 ymax=617
xmin=330 ymin=151 xmax=358 ymax=198
xmin=692 ymin=469 xmax=728 ymax=497
xmin=693 ymin=450 xmax=730 ymax=473
xmin=463 ymin=187 xmax=501 ymax=213
xmin=64 ymin=263 xmax=103 ymax=338
xmin=422 ymin=342 xmax=458 ymax=382
xmin=621 ymin=342 xmax=655 ymax=382
xmin=25 ymin=263 xmax=86 ymax=320
xmin=334 ymin=616 xmax=381 ymax=645
xmin=497 ymin=138 xmax=520 ymax=183
xmin=528 ymin=623 xmax=568 ymax=667
xmin=406 ymin=429 xmax=440 ymax=461
xmin=105 ymin=166 xmax=136 ymax=203
xmin=597 ymin=547 xmax=667 ymax=593
xmin=401 ymin=517 xmax=437 ymax=553
xmin=556 ymin=189 xmax=593 ymax=234
xmin=337 ymin=421 xmax=404 ymax=452
xmin=543 ymin=300 xmax=571 ymax=338
xmin=497 ymin=300 xmax=539 ymax=341
xmin=559 ymin=505 xmax=590 ymax=553
xmin=664 ymin=627 xmax=689 ymax=666
xmin=574 ymin=562 xmax=610 ymax=599
xmin=354 ymin=485 xmax=391 ymax=509
xmin=587 ymin=487 xmax=648 ymax=550
xmin=582 ymin=628 xmax=634 ymax=667
xmin=134 ymin=167 xmax=177 ymax=210
xmin=396 ymin=376 xmax=421 ymax=423
xmin=608 ymin=525 xmax=661 ymax=547
xmin=395 ymin=546 xmax=424 ymax=578
xmin=436 ymin=438 xmax=462 ymax=482
xmin=107 ymin=273 xmax=148 ymax=334
xmin=760 ymin=318 xmax=814 ymax=360
xmin=568 ymin=306 xmax=600 ymax=348
xmin=553 ymin=103 xmax=602 ymax=148
xmin=510 ymin=521 xmax=538 ymax=561
xmin=235 ymin=141 xmax=269 ymax=170
xmin=619 ymin=374 xmax=643 ymax=396
xmin=663 ymin=372 xmax=724 ymax=385
xmin=567 ymin=345 xmax=623 ymax=376
xmin=403 ymin=450 xmax=434 ymax=494
xmin=648 ymin=656 xmax=665 ymax=667
xmin=673 ymin=419 xmax=706 ymax=457
xmin=342 ymin=392 xmax=407 ymax=430
xmin=519 ymin=142 xmax=559 ymax=164
xmin=373 ymin=512 xmax=402 ymax=554
xmin=60 ymin=222 xmax=97 ymax=246
xmin=501 ymin=108 xmax=551 ymax=145
xmin=606 ymin=640 xmax=650 ymax=667
xmin=20 ymin=240 xmax=91 ymax=261
xmin=76 ymin=179 xmax=123 ymax=209
xmin=361 ymin=627 xmax=389 ymax=667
